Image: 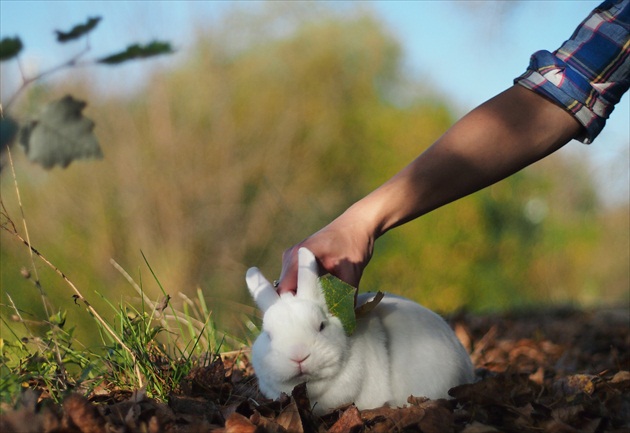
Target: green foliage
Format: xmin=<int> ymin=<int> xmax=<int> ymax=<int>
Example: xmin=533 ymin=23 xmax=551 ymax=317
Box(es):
xmin=0 ymin=308 xmax=96 ymax=405
xmin=18 ymin=95 xmax=102 ymax=169
xmin=1 ymin=16 xmax=172 ymax=170
xmin=55 ymin=16 xmax=101 ymax=43
xmin=0 ymin=36 xmax=22 ymax=61
xmin=0 ymin=247 xmax=247 ymax=407
xmin=98 ymin=41 xmax=173 ymax=65
xmin=97 ymin=299 xmax=180 ymax=398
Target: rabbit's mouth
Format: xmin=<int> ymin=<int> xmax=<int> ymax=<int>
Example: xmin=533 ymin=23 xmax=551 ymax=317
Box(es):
xmin=284 ymin=371 xmax=310 ymax=389
xmin=290 ymin=353 xmax=312 ymax=378
xmin=291 ymin=364 xmax=313 ymax=381
xmin=294 ymin=368 xmax=310 ymax=379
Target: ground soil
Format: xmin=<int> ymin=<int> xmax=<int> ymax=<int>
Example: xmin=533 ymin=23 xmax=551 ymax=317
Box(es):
xmin=2 ymin=306 xmax=629 ymax=433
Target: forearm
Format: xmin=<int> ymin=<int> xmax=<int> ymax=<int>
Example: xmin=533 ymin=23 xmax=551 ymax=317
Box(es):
xmin=277 ymin=85 xmax=583 ymax=292
xmin=342 ymin=85 xmax=582 ymax=239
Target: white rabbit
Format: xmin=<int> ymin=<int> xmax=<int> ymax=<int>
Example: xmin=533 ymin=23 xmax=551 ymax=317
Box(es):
xmin=246 ymin=247 xmax=475 ymax=415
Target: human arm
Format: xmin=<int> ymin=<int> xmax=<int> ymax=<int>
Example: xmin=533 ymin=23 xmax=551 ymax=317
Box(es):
xmin=277 ymin=0 xmax=629 ymax=294
xmin=276 ymin=85 xmax=582 ymax=293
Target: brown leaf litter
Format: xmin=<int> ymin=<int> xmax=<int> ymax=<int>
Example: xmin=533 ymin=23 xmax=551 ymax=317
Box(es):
xmin=1 ymin=307 xmax=628 ymax=432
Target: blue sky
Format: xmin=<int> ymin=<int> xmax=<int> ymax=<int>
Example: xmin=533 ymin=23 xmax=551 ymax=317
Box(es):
xmin=1 ymin=0 xmax=628 ymax=205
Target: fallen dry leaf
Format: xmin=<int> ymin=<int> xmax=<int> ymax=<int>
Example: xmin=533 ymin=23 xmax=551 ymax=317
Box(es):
xmin=275 ymin=402 xmax=303 ymax=433
xmin=460 ymin=421 xmax=500 ymax=433
xmin=224 ymin=412 xmax=259 ymax=433
xmin=1 ymin=307 xmax=628 ymax=433
xmin=62 ymin=394 xmax=106 ymax=433
xmin=327 ymin=405 xmax=362 ymax=433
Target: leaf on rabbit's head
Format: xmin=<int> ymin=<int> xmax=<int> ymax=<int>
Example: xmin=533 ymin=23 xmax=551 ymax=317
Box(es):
xmin=319 ymin=275 xmax=357 ymax=335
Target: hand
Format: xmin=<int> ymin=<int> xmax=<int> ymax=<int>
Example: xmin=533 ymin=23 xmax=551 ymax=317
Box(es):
xmin=276 ymin=211 xmax=375 ymax=294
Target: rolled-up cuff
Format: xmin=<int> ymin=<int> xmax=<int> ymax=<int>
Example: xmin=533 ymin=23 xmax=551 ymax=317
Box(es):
xmin=515 ymin=50 xmax=607 ymax=144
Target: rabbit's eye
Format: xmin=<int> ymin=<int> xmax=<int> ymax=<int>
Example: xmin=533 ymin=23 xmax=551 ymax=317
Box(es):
xmin=319 ymin=321 xmax=326 ymax=332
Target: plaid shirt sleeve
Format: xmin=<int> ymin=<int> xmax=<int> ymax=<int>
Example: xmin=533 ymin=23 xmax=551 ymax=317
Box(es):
xmin=515 ymin=0 xmax=630 ymax=144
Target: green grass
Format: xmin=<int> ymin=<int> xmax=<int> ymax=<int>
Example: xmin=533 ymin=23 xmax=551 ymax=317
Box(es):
xmin=0 ymin=260 xmax=254 ymax=408
xmin=0 ymin=221 xmax=255 ymax=409
xmin=0 ymin=152 xmax=258 ymax=410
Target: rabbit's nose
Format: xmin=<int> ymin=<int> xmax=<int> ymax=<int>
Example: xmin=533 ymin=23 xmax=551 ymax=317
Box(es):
xmin=291 ymin=353 xmax=310 ymax=364
xmin=289 ymin=345 xmax=310 ymax=364
xmin=292 ymin=353 xmax=310 ymax=375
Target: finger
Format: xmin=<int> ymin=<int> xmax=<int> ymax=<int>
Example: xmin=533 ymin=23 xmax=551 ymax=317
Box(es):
xmin=276 ymin=247 xmax=299 ymax=294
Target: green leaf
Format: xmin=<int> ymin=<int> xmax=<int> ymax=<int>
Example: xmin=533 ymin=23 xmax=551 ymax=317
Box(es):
xmin=49 ymin=311 xmax=67 ymax=328
xmin=319 ymin=274 xmax=357 ymax=335
xmin=19 ymin=95 xmax=103 ymax=169
xmin=0 ymin=36 xmax=23 ymax=61
xmin=55 ymin=17 xmax=101 ymax=42
xmin=98 ymin=41 xmax=173 ymax=65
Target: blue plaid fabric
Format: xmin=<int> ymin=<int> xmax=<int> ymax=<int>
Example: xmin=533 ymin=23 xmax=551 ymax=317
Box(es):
xmin=515 ymin=0 xmax=630 ymax=143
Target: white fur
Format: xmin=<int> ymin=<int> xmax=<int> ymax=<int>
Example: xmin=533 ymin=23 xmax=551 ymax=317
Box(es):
xmin=246 ymin=248 xmax=475 ymax=415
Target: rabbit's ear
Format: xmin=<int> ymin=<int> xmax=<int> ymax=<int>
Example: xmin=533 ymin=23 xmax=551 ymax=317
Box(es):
xmin=246 ymin=267 xmax=279 ymax=312
xmin=296 ymin=247 xmax=326 ymax=305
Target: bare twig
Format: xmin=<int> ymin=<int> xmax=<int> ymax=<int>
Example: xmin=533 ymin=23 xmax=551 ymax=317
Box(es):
xmin=5 ymin=292 xmax=34 ymax=341
xmin=6 ymin=147 xmax=50 ymax=316
xmin=4 ymin=37 xmax=93 ymax=112
xmin=4 ymin=147 xmax=70 ymax=386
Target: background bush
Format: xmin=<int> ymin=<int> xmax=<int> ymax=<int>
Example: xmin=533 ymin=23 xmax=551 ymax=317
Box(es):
xmin=1 ymin=5 xmax=628 ymax=347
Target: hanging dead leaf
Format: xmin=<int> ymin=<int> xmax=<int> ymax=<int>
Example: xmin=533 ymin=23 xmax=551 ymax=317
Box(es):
xmin=19 ymin=95 xmax=102 ymax=169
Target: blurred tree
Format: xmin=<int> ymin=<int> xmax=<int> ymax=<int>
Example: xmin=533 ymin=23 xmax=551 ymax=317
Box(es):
xmin=1 ymin=4 xmax=626 ymax=346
